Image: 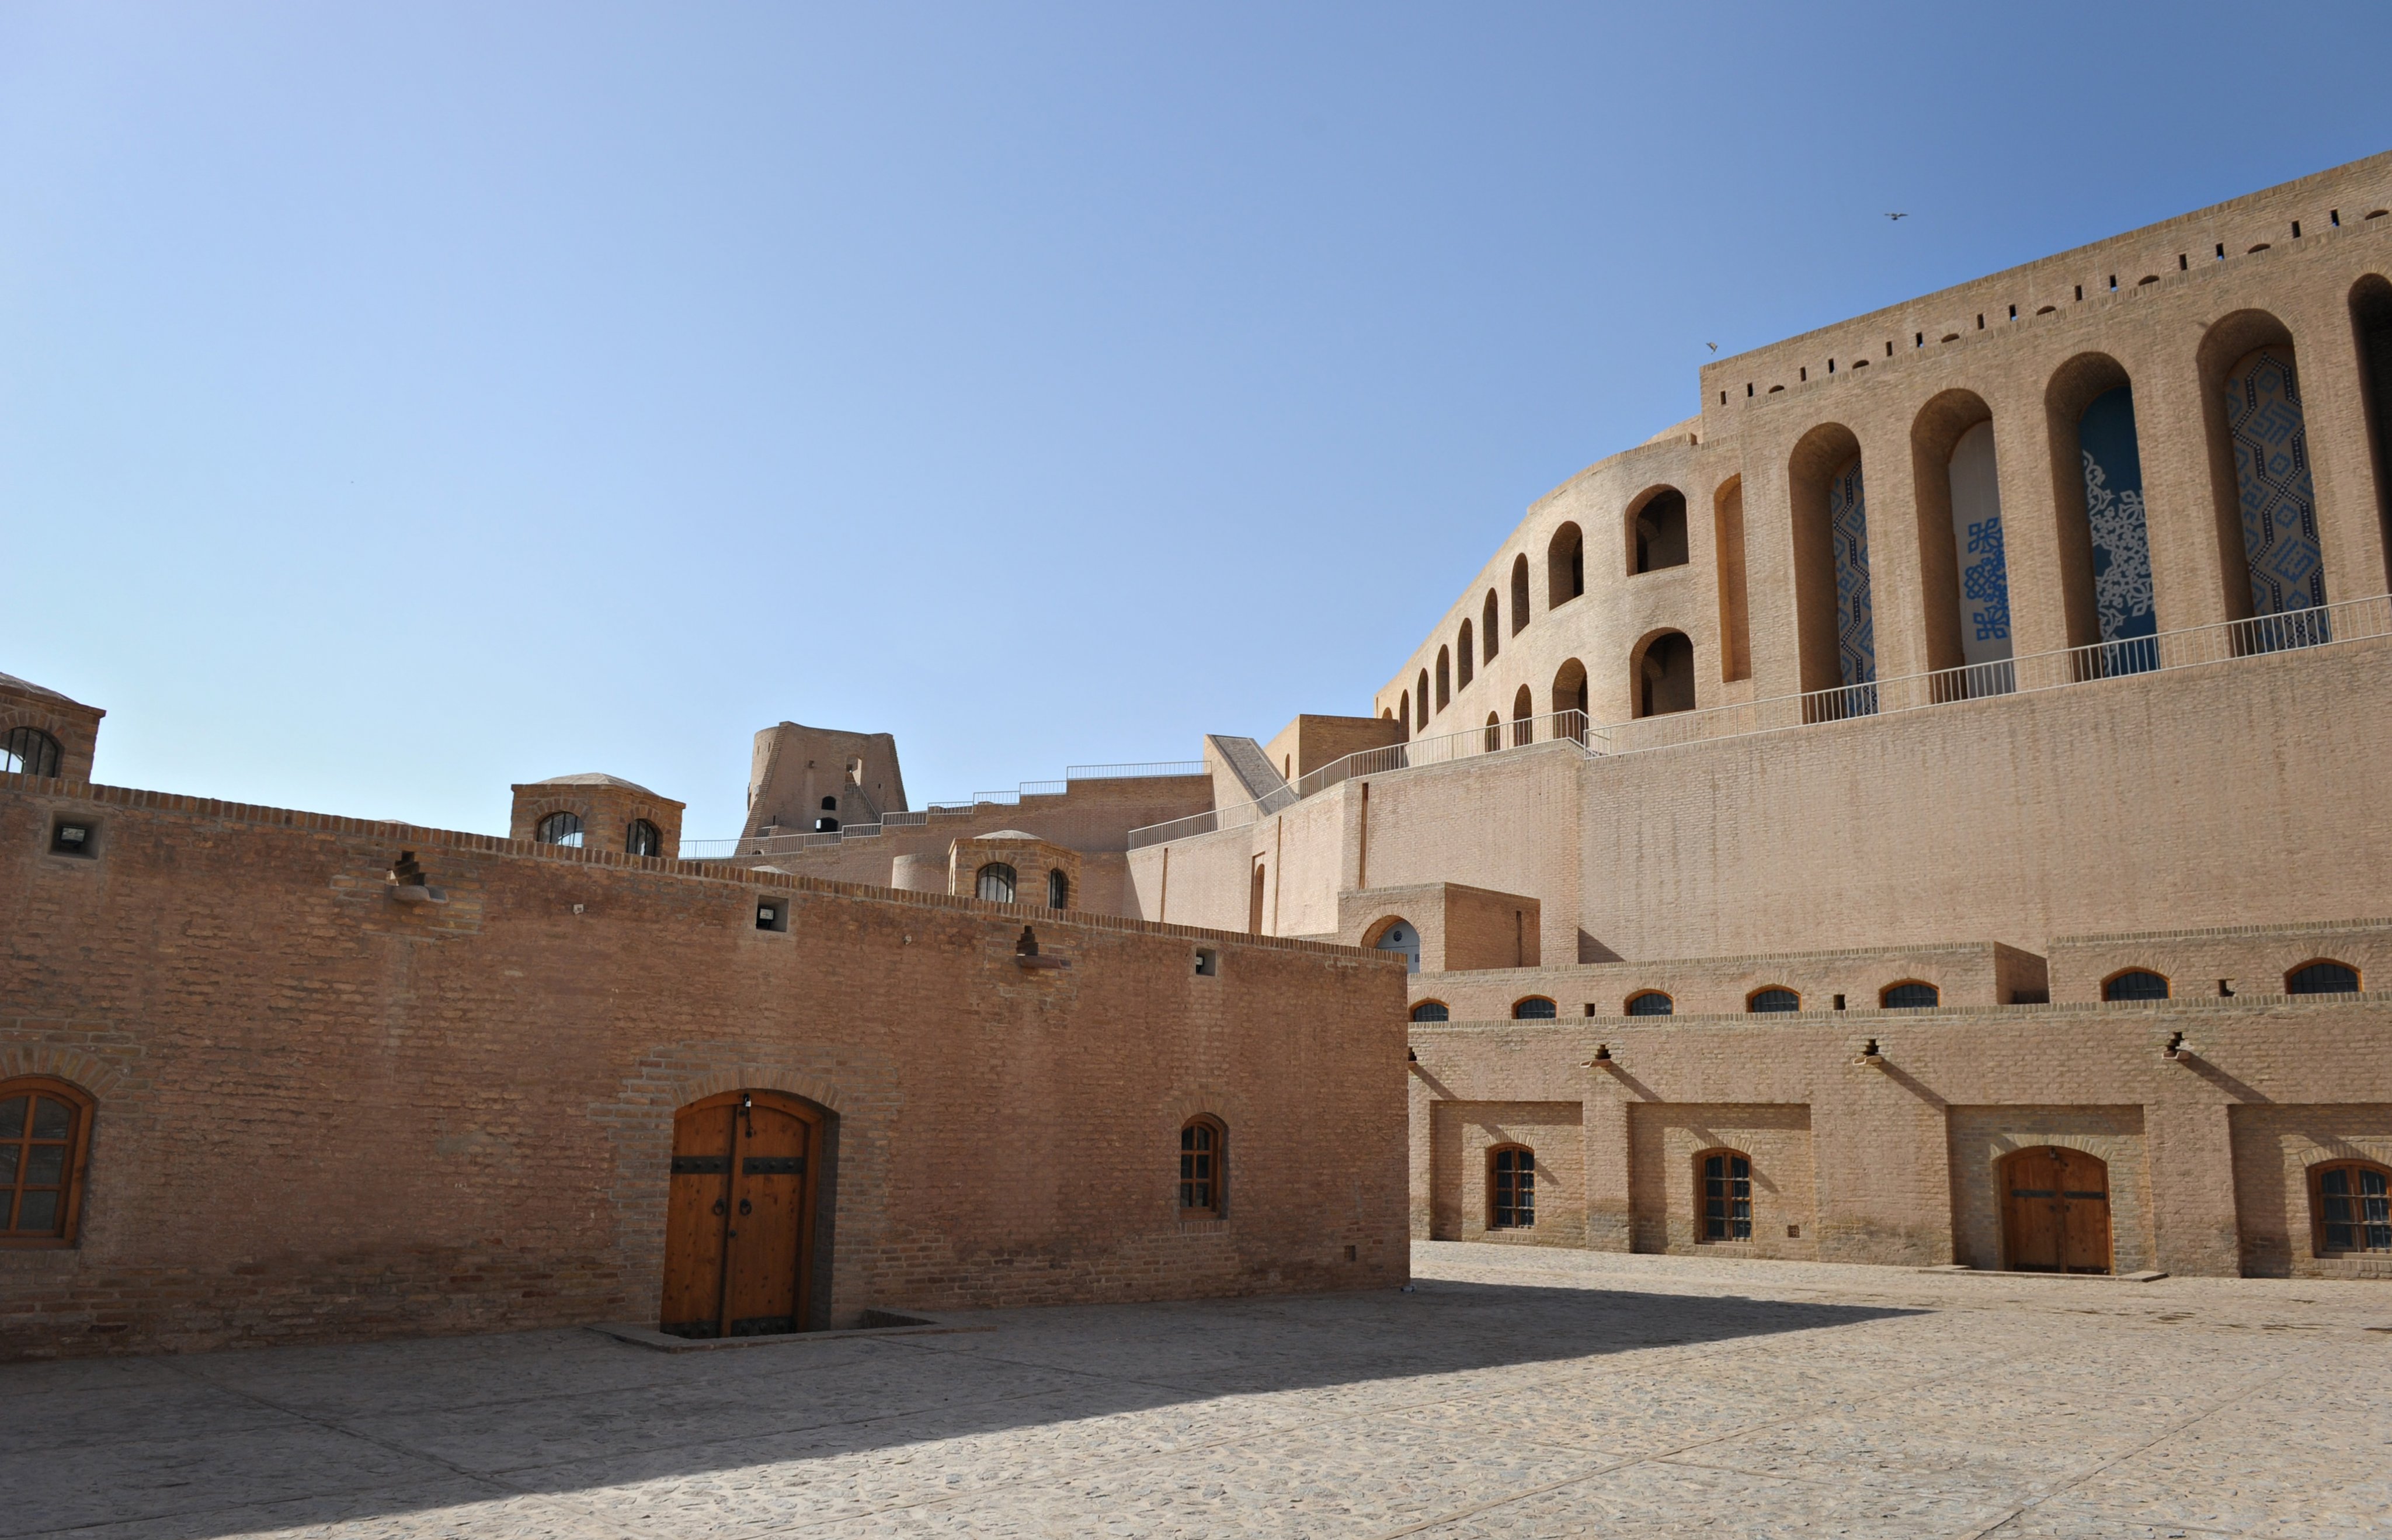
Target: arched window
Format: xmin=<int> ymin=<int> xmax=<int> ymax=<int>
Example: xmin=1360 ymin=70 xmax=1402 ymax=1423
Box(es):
xmin=1488 ymin=1145 xmax=1534 ymax=1228
xmin=1788 ymin=425 xmax=1873 ymax=707
xmin=1416 ymin=672 xmax=1430 ymax=730
xmin=1 ymin=726 xmax=61 ymax=778
xmin=2064 ymin=369 xmax=2157 ymax=675
xmin=976 ymin=863 xmax=1017 ymax=902
xmin=1483 ymin=712 xmax=1501 ymax=752
xmin=1632 ymin=489 xmax=1689 ymax=573
xmin=1510 ymin=555 xmax=1531 ymax=634
xmin=1410 ymin=1000 xmax=1449 ymax=1022
xmin=2287 ymin=960 xmax=2360 ymax=994
xmin=1456 ymin=623 xmax=1475 ymax=689
xmin=1046 ymin=868 xmax=1069 ymax=909
xmin=535 ymin=812 xmax=584 ymax=847
xmin=2103 ymin=969 xmax=2170 ymax=1002
xmin=1435 ymin=647 xmax=1451 ymax=712
xmin=1882 ymin=981 xmax=1940 ymax=1009
xmin=1626 ymin=990 xmax=1673 ymax=1016
xmin=1511 ymin=686 xmax=1533 ymax=746
xmin=1547 ymin=522 xmax=1585 ymax=607
xmin=627 ymin=819 xmax=663 ymax=857
xmin=2349 ymin=277 xmax=2392 ymax=590
xmin=1699 ymin=1150 xmax=1753 ymax=1240
xmin=2216 ymin=335 xmax=2328 ymax=649
xmin=1399 ymin=690 xmax=1410 ymax=732
xmin=1482 ymin=591 xmax=1500 ymax=661
xmin=820 ymin=796 xmax=839 ymax=811
xmin=2313 ymin=1160 xmax=2392 ymax=1254
xmin=1512 ymin=996 xmax=1557 ymax=1020
xmin=1373 ymin=919 xmax=1421 ymax=975
xmin=0 ymin=1077 xmax=93 ymax=1244
xmin=1747 ymin=987 xmax=1800 ymax=1013
xmin=1910 ymin=394 xmax=2013 ymax=694
xmin=1636 ymin=632 xmax=1696 ymax=717
xmin=1179 ymin=1117 xmax=1225 ymax=1215
xmin=1550 ymin=659 xmax=1588 ymax=740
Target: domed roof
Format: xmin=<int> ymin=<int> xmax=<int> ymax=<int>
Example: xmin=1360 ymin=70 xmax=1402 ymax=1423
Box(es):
xmin=0 ymin=671 xmax=86 ymax=706
xmin=531 ymin=772 xmax=660 ymax=795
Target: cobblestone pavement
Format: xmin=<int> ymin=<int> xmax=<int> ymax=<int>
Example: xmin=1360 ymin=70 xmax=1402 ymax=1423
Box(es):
xmin=11 ymin=1242 xmax=2392 ymax=1539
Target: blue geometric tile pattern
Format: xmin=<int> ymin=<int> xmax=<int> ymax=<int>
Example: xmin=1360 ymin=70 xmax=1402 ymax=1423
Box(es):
xmin=1828 ymin=456 xmax=1875 ymax=687
xmin=2078 ymin=387 xmax=2156 ymax=666
xmin=1948 ymin=420 xmax=2011 ymax=667
xmin=2225 ymin=346 xmax=2327 ymax=617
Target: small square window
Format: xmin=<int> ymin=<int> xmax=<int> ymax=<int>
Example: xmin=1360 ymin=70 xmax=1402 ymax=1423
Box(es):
xmin=1194 ymin=948 xmax=1219 ymax=977
xmin=49 ymin=819 xmax=96 ymax=858
xmin=755 ymin=899 xmax=789 ymax=933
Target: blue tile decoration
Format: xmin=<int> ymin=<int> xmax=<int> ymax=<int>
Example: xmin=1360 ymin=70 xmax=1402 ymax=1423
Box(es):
xmin=1828 ymin=455 xmax=1875 ymax=687
xmin=2225 ymin=346 xmax=2328 ymax=645
xmin=2078 ymin=387 xmax=2157 ymax=673
xmin=1948 ymin=420 xmax=2012 ymax=668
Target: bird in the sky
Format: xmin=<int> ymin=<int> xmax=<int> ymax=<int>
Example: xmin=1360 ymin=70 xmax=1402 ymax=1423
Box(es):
xmin=1886 ymin=212 xmax=1908 ymax=221
xmin=1706 ymin=342 xmax=1717 ymax=352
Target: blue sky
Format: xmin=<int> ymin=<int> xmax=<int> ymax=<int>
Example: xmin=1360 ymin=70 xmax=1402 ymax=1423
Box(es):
xmin=4 ymin=2 xmax=2387 ymax=839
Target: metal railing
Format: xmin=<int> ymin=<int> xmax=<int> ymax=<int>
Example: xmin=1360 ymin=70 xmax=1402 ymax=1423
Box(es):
xmin=1063 ymin=759 xmax=1207 ymax=780
xmin=1128 ymin=710 xmax=1601 ymax=850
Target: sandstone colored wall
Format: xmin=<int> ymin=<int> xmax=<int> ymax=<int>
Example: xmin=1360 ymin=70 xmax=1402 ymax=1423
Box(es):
xmin=0 ymin=777 xmax=1409 ymax=1360
xmin=1409 ymin=941 xmax=2042 ymax=1020
xmin=1407 ymin=995 xmax=2392 ymax=1277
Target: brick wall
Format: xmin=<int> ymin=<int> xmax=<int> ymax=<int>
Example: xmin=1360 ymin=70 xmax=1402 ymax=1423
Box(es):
xmin=0 ymin=777 xmax=1410 ymax=1359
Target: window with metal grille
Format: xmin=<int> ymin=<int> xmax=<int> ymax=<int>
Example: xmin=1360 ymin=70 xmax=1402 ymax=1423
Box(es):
xmin=1410 ymin=1000 xmax=1449 ymax=1023
xmin=1 ymin=726 xmax=61 ymax=778
xmin=1626 ymin=991 xmax=1673 ymax=1016
xmin=626 ymin=819 xmax=662 ymax=857
xmin=1881 ymin=981 xmax=1940 ymax=1009
xmin=1489 ymin=1146 xmax=1534 ymax=1228
xmin=975 ymin=863 xmax=1016 ymax=903
xmin=0 ymin=1079 xmax=92 ymax=1245
xmin=1046 ymin=868 xmax=1069 ymax=908
xmin=1179 ymin=1118 xmax=1223 ymax=1215
xmin=2314 ymin=1162 xmax=2392 ymax=1254
xmin=1512 ymin=996 xmax=1557 ymax=1020
xmin=535 ymin=812 xmax=583 ymax=847
xmin=2287 ymin=961 xmax=2360 ymax=995
xmin=1747 ymin=988 xmax=1799 ymax=1013
xmin=1701 ymin=1150 xmax=1753 ymax=1240
xmin=2103 ymin=970 xmax=2169 ymax=1001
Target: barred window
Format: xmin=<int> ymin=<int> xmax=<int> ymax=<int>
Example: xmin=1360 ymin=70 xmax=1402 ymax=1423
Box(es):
xmin=2314 ymin=1162 xmax=2391 ymax=1254
xmin=535 ymin=812 xmax=583 ymax=847
xmin=1747 ymin=988 xmax=1800 ymax=1013
xmin=1512 ymin=996 xmax=1557 ymax=1020
xmin=1626 ymin=991 xmax=1673 ymax=1016
xmin=0 ymin=1079 xmax=92 ymax=1245
xmin=1 ymin=727 xmax=61 ymax=778
xmin=2103 ymin=970 xmax=2169 ymax=1001
xmin=1881 ymin=981 xmax=1940 ymax=1009
xmin=2287 ymin=961 xmax=2360 ymax=995
xmin=1179 ymin=1118 xmax=1224 ymax=1215
xmin=1046 ymin=868 xmax=1069 ymax=909
xmin=626 ymin=819 xmax=662 ymax=857
xmin=1410 ymin=1000 xmax=1449 ymax=1023
xmin=1489 ymin=1145 xmax=1534 ymax=1228
xmin=976 ymin=863 xmax=1017 ymax=903
xmin=1701 ymin=1150 xmax=1753 ymax=1241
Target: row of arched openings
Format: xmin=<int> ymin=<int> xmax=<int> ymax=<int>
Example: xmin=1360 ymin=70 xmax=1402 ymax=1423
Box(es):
xmin=536 ymin=812 xmax=665 ymax=857
xmin=2102 ymin=961 xmax=2360 ymax=1000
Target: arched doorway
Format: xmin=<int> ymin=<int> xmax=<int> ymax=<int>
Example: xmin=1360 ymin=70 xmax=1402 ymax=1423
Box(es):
xmin=662 ymin=1089 xmax=828 ymax=1337
xmin=2000 ymin=1145 xmax=2112 ymax=1274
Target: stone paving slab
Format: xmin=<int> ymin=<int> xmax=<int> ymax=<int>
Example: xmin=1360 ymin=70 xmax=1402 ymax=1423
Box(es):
xmin=8 ymin=1242 xmax=2391 ymax=1539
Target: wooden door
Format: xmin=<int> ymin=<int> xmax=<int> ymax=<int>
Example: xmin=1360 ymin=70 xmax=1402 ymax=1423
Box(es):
xmin=660 ymin=1090 xmax=822 ymax=1337
xmin=2001 ymin=1145 xmax=2112 ymax=1274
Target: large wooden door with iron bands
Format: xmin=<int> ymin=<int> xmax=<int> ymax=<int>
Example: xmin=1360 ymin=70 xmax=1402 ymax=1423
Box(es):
xmin=660 ymin=1090 xmax=822 ymax=1337
xmin=2000 ymin=1145 xmax=2112 ymax=1274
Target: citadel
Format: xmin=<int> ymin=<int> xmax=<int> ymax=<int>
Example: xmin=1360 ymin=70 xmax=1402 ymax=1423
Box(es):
xmin=7 ymin=150 xmax=2392 ymax=1357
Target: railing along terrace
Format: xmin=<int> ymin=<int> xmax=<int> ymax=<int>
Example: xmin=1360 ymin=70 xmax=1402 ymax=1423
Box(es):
xmin=1127 ymin=710 xmax=1601 ymax=850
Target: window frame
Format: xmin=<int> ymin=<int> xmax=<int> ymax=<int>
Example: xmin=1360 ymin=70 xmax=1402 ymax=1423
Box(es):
xmin=975 ymin=862 xmax=1017 ymax=903
xmin=1410 ymin=1000 xmax=1449 ymax=1023
xmin=1511 ymin=996 xmax=1557 ymax=1020
xmin=626 ymin=819 xmax=663 ymax=857
xmin=2310 ymin=1158 xmax=2392 ymax=1256
xmin=1625 ymin=990 xmax=1674 ymax=1017
xmin=1 ymin=726 xmax=63 ymax=779
xmin=1696 ymin=1147 xmax=1754 ymax=1243
xmin=2102 ymin=968 xmax=2170 ymax=1002
xmin=1880 ymin=980 xmax=1941 ymax=1009
xmin=2286 ymin=959 xmax=2361 ymax=995
xmin=1487 ymin=1143 xmax=1535 ymax=1229
xmin=1178 ymin=1116 xmax=1226 ymax=1218
xmin=534 ymin=811 xmax=585 ymax=847
xmin=0 ymin=1077 xmax=95 ymax=1248
xmin=1747 ymin=986 xmax=1800 ymax=1014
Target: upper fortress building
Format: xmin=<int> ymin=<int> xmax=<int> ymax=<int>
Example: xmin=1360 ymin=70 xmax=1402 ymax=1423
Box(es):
xmin=8 ymin=151 xmax=2392 ymax=1360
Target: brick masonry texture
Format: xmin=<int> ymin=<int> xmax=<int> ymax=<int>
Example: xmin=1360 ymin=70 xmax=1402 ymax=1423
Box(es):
xmin=0 ymin=778 xmax=1410 ymax=1360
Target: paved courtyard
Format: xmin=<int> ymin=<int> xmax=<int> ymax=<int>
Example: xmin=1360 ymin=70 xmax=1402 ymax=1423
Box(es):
xmin=11 ymin=1242 xmax=2392 ymax=1539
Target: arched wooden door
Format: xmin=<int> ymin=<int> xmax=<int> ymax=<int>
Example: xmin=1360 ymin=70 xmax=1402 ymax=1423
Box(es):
xmin=661 ymin=1090 xmax=823 ymax=1337
xmin=2000 ymin=1146 xmax=2112 ymax=1274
